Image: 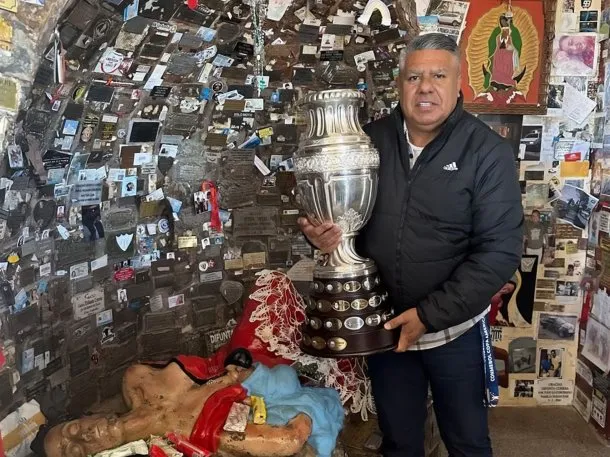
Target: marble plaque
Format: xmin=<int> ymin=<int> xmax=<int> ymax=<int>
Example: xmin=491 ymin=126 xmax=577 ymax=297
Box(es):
xmin=232 ymin=207 xmax=278 ymax=237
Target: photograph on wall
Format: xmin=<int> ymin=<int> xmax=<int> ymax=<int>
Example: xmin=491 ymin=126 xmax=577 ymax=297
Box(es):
xmin=428 ymin=0 xmax=470 ymax=43
xmin=538 ymin=348 xmax=563 ymax=378
xmin=460 ymin=0 xmax=548 ymax=112
xmin=524 ymin=209 xmax=549 ymax=259
xmin=513 ymin=379 xmax=535 ymax=398
xmin=477 ymin=114 xmax=524 ymax=157
xmin=537 ymin=313 xmax=578 ymax=340
xmin=555 ymin=280 xmax=581 ymax=304
xmin=520 ymin=125 xmax=543 ymax=160
xmin=525 ymin=183 xmax=549 ymax=208
xmin=547 ymin=84 xmax=565 ymax=115
xmin=581 ymin=317 xmax=610 ymax=372
xmin=81 ymin=205 xmax=104 ymax=242
xmin=509 ymin=337 xmax=537 ymax=373
xmin=555 ymin=184 xmax=598 ymax=229
xmin=551 ymin=33 xmax=599 ymax=77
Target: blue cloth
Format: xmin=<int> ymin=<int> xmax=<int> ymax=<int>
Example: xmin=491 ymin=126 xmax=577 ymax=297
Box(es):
xmin=241 ymin=364 xmax=344 ymax=457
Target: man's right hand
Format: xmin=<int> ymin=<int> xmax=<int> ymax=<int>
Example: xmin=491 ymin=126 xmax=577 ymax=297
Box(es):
xmin=297 ymin=217 xmax=342 ymax=253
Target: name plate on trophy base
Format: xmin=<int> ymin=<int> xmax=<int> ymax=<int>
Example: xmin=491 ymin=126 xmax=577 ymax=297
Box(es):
xmin=300 ymin=271 xmax=398 ymax=358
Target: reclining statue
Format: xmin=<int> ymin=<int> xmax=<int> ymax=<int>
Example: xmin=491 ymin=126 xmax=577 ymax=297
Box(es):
xmin=34 ymin=271 xmax=358 ymax=457
xmin=42 ymin=349 xmax=343 ymax=457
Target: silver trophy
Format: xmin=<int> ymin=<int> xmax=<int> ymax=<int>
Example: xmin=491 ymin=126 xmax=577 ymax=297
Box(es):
xmin=294 ymin=89 xmax=398 ymax=357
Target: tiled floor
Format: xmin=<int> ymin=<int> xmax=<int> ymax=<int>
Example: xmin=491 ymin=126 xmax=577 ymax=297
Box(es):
xmin=440 ymin=407 xmax=609 ymax=457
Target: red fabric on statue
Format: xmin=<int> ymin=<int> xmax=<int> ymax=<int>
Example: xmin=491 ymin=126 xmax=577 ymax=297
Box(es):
xmin=147 ymin=271 xmax=370 ymax=416
xmin=173 ymin=352 xmax=229 ymax=383
xmin=227 ymin=273 xmax=303 ymax=367
xmin=189 ymin=385 xmax=247 ymax=453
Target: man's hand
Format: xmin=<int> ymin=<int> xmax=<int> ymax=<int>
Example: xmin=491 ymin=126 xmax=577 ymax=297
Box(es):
xmin=384 ymin=308 xmax=427 ymax=352
xmin=297 ymin=217 xmax=342 ymax=253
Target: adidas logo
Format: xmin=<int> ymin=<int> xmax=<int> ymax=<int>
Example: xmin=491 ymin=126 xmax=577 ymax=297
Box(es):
xmin=443 ymin=162 xmax=458 ymax=171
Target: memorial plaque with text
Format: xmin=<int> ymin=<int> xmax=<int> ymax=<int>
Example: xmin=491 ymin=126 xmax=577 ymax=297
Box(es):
xmin=143 ymin=310 xmax=177 ymax=333
xmin=69 ymin=346 xmax=90 ymax=377
xmin=232 ymin=207 xmax=278 ymax=237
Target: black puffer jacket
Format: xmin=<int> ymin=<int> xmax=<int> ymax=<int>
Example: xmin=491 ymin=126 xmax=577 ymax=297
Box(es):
xmin=357 ymin=97 xmax=524 ymax=332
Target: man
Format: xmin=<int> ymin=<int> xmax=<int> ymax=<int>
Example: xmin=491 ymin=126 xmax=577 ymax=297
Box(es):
xmin=524 ymin=210 xmax=546 ymax=260
xmin=298 ymin=34 xmax=523 ymax=457
xmin=550 ymin=350 xmax=562 ymax=377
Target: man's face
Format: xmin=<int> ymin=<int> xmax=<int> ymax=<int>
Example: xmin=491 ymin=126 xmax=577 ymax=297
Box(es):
xmin=44 ymin=414 xmax=124 ymax=457
xmin=531 ymin=212 xmax=540 ymax=223
xmin=399 ymin=49 xmax=461 ymax=136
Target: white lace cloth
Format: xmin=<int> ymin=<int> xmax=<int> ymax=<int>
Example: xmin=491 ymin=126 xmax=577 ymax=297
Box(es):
xmin=248 ymin=270 xmax=375 ymax=420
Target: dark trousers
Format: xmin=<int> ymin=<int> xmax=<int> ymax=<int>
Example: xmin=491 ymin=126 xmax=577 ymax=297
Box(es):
xmin=367 ymin=325 xmax=492 ymax=457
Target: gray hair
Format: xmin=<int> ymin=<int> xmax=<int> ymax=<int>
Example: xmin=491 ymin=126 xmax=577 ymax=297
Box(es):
xmin=399 ymin=33 xmax=460 ymax=71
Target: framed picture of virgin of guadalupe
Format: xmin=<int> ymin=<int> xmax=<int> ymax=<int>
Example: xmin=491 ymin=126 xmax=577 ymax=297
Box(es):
xmin=460 ymin=0 xmax=555 ymax=114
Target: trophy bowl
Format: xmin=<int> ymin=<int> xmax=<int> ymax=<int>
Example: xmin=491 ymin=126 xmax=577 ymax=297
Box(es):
xmin=293 ymin=89 xmax=399 ymax=357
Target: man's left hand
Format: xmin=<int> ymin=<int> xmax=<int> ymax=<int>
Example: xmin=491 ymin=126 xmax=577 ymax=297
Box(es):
xmin=384 ymin=308 xmax=427 ymax=352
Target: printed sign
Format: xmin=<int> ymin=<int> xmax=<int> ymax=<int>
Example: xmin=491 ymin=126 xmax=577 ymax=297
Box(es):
xmin=72 ymin=289 xmax=105 ymax=321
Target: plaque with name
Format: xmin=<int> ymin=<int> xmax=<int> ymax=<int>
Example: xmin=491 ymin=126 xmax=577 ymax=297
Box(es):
xmin=42 ymin=150 xmax=72 ymax=169
xmin=103 ymin=207 xmax=137 ymax=232
xmin=167 ymin=54 xmax=198 ymax=77
xmin=320 ymin=50 xmax=345 ymax=62
xmin=205 ymin=133 xmax=229 ymax=147
xmin=223 ymin=100 xmax=246 ymax=112
xmin=143 ymin=310 xmax=177 ymax=333
xmin=150 ymin=85 xmax=172 ymax=99
xmin=222 ymin=151 xmax=255 ymax=178
xmin=44 ymin=357 xmax=64 ymax=377
xmin=234 ymin=41 xmax=254 ymax=56
xmin=218 ymin=178 xmax=258 ymax=209
xmin=72 ymin=288 xmax=105 ymax=321
xmin=325 ymin=24 xmax=353 ymax=35
xmin=204 ymin=325 xmax=236 ymax=355
xmin=69 ymin=346 xmax=90 ymax=377
xmin=299 ymin=24 xmax=320 ymax=44
xmin=141 ymin=329 xmax=181 ymax=358
xmin=178 ymin=33 xmax=204 ymax=49
xmin=221 ymin=67 xmax=249 ymax=81
xmin=25 ymin=379 xmax=49 ymax=401
xmin=56 ymin=240 xmax=95 ymax=270
xmin=166 ymin=113 xmax=200 ymax=132
xmin=73 ymin=181 xmax=103 ymax=206
xmin=115 ymin=322 xmax=138 ymax=344
xmin=373 ymin=28 xmax=402 ymax=45
xmin=555 ymin=224 xmax=582 ymax=239
xmin=175 ymin=160 xmax=204 ymax=184
xmin=232 ymin=207 xmax=278 ymax=237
